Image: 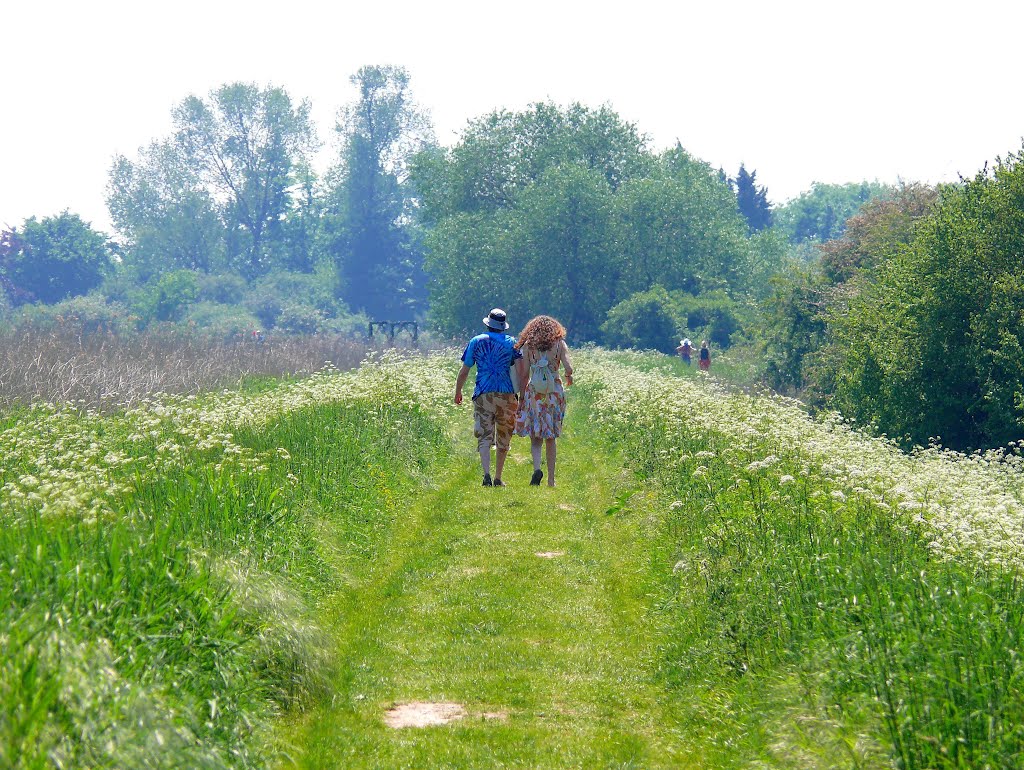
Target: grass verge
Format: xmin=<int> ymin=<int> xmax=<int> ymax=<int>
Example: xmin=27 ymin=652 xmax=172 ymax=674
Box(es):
xmin=0 ymin=357 xmax=450 ymax=768
xmin=586 ymin=350 xmax=1024 ymax=769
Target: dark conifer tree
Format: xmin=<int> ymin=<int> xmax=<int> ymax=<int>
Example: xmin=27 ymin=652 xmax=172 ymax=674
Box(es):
xmin=733 ymin=164 xmax=772 ymax=233
xmin=717 ymin=167 xmax=733 ymax=190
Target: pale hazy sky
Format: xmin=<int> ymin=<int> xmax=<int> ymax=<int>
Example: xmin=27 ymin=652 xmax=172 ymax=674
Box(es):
xmin=4 ymin=0 xmax=1022 ymax=234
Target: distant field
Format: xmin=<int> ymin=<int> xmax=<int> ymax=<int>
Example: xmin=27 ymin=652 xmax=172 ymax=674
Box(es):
xmin=0 ymin=327 xmax=439 ymax=411
xmin=2 ymin=350 xmax=1022 ymax=768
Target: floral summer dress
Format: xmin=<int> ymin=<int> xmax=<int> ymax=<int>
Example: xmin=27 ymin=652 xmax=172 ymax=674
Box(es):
xmin=514 ymin=341 xmax=570 ymax=439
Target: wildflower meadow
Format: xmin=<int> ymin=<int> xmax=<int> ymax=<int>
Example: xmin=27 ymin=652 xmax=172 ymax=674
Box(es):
xmin=581 ymin=350 xmax=1024 ymax=768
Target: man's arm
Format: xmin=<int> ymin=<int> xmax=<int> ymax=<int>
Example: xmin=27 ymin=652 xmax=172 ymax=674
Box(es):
xmin=516 ymin=358 xmax=528 ymax=400
xmin=454 ymin=365 xmax=471 ymax=404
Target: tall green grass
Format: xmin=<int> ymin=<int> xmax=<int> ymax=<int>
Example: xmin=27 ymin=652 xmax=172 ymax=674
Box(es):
xmin=0 ymin=372 xmax=449 ymax=767
xmin=588 ymin=353 xmax=1024 ymax=768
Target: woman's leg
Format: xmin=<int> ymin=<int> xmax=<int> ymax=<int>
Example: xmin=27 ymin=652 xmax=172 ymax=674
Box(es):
xmin=531 ymin=437 xmax=543 ymax=470
xmin=545 ymin=437 xmax=557 ymax=486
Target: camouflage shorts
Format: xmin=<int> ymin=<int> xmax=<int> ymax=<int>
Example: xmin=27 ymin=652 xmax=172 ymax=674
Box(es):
xmin=473 ymin=391 xmax=519 ymax=451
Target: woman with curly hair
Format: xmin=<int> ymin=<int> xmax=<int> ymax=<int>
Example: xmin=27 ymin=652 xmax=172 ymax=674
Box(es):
xmin=513 ymin=315 xmax=574 ymax=487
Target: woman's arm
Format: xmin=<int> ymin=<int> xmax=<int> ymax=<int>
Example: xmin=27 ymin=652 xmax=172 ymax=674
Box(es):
xmin=561 ymin=340 xmax=574 ymax=385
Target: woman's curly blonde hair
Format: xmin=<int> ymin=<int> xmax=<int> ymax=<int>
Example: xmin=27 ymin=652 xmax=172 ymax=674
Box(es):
xmin=515 ymin=315 xmax=566 ymax=351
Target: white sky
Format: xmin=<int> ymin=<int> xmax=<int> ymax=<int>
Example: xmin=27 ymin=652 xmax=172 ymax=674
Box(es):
xmin=4 ymin=0 xmax=1023 ymax=233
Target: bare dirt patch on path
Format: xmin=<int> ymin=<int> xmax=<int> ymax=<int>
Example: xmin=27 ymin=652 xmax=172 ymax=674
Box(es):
xmin=384 ymin=702 xmax=467 ymax=728
xmin=535 ymin=550 xmax=565 ymax=559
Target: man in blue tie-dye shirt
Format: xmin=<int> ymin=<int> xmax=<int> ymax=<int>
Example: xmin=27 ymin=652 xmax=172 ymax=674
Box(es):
xmin=454 ymin=308 xmax=523 ymax=487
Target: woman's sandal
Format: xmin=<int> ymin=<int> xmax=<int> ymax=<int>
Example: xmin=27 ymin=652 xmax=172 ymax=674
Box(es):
xmin=530 ymin=469 xmax=543 ymax=486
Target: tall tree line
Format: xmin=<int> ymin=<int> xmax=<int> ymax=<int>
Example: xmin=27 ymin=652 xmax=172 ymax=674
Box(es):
xmin=104 ymin=68 xmax=429 ymax=321
xmin=412 ymin=103 xmax=757 ymax=339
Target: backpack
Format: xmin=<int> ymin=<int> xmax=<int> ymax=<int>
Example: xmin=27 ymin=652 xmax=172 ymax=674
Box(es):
xmin=529 ymin=352 xmax=557 ymax=394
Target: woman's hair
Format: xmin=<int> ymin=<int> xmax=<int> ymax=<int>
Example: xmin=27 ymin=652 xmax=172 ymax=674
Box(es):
xmin=515 ymin=315 xmax=566 ymax=351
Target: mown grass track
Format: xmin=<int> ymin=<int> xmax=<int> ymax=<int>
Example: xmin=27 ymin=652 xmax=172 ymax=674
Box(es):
xmin=282 ymin=393 xmax=700 ymax=769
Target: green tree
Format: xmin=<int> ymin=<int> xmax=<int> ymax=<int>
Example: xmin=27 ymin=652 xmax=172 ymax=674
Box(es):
xmin=746 ymin=228 xmax=791 ymax=300
xmin=412 ymin=101 xmax=651 ymax=223
xmin=824 ymin=153 xmax=1024 ymax=449
xmin=672 ymin=290 xmax=746 ymax=349
xmin=327 ymin=65 xmax=432 ymax=319
xmin=614 ymin=147 xmax=751 ymax=298
xmin=133 ymin=270 xmax=201 ymax=323
xmin=774 ymin=181 xmax=893 ymax=244
xmin=819 ymin=183 xmax=937 ymax=283
xmin=759 ymin=271 xmax=829 ymax=393
xmin=0 ymin=212 xmax=111 ymax=305
xmin=423 ymin=163 xmax=618 ymax=336
xmin=733 ymin=164 xmax=772 ymax=233
xmin=0 ymin=228 xmax=32 ymax=306
xmin=277 ymin=162 xmax=325 ymax=274
xmin=109 ymin=83 xmax=317 ymax=281
xmin=511 ymin=164 xmax=618 ymax=332
xmin=175 ymin=83 xmax=317 ymax=278
xmin=420 ymin=211 xmax=514 ymax=335
xmin=107 ymin=143 xmax=224 ymax=280
xmin=757 ymin=184 xmax=935 ymax=399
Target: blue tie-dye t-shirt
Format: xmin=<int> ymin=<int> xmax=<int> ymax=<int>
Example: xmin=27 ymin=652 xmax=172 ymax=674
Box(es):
xmin=461 ymin=331 xmax=523 ymax=399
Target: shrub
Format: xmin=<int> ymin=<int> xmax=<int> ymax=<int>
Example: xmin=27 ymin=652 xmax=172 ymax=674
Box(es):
xmin=674 ymin=290 xmax=747 ymax=349
xmin=244 ymin=269 xmax=338 ymax=329
xmin=130 ymin=270 xmax=200 ymax=324
xmin=13 ymin=294 xmax=133 ymax=335
xmin=196 ymin=273 xmax=247 ymax=305
xmin=184 ymin=302 xmax=261 ymax=340
xmin=601 ymin=285 xmax=683 ymax=353
xmin=822 ymin=151 xmax=1024 ymax=449
xmin=245 ymin=289 xmax=284 ymax=329
xmin=276 ymin=303 xmax=325 ymax=335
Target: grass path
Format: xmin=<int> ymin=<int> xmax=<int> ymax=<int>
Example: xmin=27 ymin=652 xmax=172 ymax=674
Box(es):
xmin=282 ymin=397 xmax=699 ymax=768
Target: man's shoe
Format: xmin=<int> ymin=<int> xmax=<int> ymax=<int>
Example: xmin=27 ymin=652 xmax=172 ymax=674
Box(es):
xmin=493 ymin=479 xmax=506 ymax=487
xmin=530 ymin=469 xmax=543 ymax=486
xmin=482 ymin=473 xmax=492 ymax=486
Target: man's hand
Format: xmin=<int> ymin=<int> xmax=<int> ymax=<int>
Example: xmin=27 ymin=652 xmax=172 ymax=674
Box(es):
xmin=454 ymin=364 xmax=471 ymax=406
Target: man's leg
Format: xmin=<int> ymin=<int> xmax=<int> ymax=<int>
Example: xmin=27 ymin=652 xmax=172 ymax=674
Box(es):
xmin=493 ymin=393 xmax=517 ymax=484
xmin=474 ymin=395 xmax=495 ymax=482
xmin=495 ymin=447 xmax=508 ymax=481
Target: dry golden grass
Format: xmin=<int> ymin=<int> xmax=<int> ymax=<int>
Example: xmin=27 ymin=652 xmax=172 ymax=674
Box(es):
xmin=0 ymin=326 xmax=431 ymax=410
